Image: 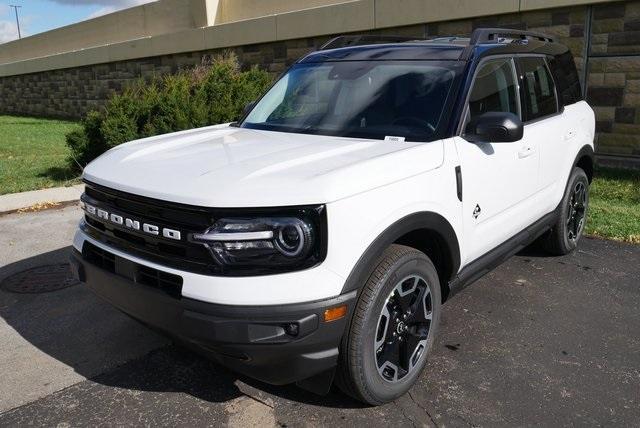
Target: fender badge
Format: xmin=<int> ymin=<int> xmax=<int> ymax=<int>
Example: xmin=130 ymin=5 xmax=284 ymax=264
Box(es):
xmin=473 ymin=204 xmax=482 ymax=219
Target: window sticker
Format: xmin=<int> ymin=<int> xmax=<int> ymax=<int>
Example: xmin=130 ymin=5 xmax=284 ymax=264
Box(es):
xmin=384 ymin=136 xmax=406 ymax=142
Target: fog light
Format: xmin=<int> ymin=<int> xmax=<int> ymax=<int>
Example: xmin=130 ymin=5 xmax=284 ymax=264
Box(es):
xmin=285 ymin=323 xmax=299 ymax=336
xmin=324 ymin=305 xmax=347 ymax=322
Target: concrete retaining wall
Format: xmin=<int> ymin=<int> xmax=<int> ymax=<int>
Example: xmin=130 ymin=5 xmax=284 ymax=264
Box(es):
xmin=0 ymin=0 xmax=639 ymax=159
xmin=0 ymin=0 xmax=214 ymax=65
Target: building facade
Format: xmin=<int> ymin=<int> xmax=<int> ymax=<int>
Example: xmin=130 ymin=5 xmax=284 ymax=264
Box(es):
xmin=0 ymin=0 xmax=639 ymax=163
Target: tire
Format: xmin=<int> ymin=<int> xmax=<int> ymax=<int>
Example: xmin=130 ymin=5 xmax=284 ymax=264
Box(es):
xmin=543 ymin=167 xmax=590 ymax=255
xmin=336 ymin=244 xmax=441 ymax=405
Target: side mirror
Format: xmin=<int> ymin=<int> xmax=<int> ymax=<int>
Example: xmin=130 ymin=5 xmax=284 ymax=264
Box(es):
xmin=243 ymin=101 xmax=256 ymax=116
xmin=465 ymin=112 xmax=523 ymax=143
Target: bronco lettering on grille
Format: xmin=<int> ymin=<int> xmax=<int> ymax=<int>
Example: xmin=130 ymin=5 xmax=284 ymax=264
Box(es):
xmin=81 ymin=201 xmax=182 ymax=241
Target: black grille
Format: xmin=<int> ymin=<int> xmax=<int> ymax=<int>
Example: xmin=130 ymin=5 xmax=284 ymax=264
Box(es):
xmin=83 ymin=239 xmax=116 ymax=272
xmin=84 ymin=184 xmax=214 ymax=230
xmin=81 ymin=182 xmax=220 ymax=275
xmin=80 ymin=181 xmax=328 ymax=276
xmin=83 ymin=241 xmax=183 ymax=298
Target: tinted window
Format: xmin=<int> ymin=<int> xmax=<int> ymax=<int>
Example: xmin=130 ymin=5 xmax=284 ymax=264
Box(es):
xmin=242 ymin=61 xmax=461 ymax=142
xmin=466 ymin=58 xmax=519 ymax=126
xmin=519 ymin=57 xmax=558 ymax=121
xmin=548 ymin=50 xmax=582 ymax=106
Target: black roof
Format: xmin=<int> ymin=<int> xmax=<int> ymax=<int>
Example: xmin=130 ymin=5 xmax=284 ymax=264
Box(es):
xmin=299 ymin=28 xmax=569 ymax=63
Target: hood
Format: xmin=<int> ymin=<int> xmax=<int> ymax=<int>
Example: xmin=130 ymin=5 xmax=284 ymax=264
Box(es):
xmin=83 ymin=125 xmax=444 ymax=207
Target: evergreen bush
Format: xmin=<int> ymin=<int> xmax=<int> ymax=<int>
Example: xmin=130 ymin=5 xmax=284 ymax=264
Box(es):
xmin=66 ymin=53 xmax=272 ymax=169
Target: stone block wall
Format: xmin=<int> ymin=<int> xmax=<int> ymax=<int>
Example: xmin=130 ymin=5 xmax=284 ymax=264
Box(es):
xmin=587 ymin=1 xmax=640 ymax=157
xmin=1 ymin=1 xmax=640 ymax=160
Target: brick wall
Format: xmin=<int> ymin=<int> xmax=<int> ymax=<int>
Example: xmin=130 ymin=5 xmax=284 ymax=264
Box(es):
xmin=1 ymin=1 xmax=639 ymax=159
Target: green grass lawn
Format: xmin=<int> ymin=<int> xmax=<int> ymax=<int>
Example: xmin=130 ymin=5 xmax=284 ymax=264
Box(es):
xmin=0 ymin=115 xmax=81 ymax=195
xmin=587 ymin=167 xmax=640 ymax=244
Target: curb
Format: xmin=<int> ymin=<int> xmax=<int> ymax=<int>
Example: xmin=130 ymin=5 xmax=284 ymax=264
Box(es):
xmin=0 ymin=184 xmax=84 ymax=215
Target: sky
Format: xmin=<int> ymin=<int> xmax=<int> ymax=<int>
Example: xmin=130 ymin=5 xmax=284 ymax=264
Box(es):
xmin=0 ymin=0 xmax=155 ymax=44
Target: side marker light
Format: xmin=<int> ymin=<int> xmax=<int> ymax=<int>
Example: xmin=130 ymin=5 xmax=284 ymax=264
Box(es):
xmin=324 ymin=305 xmax=348 ymax=322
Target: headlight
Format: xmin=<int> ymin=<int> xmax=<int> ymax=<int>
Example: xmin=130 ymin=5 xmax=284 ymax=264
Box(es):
xmin=189 ymin=206 xmax=326 ymax=274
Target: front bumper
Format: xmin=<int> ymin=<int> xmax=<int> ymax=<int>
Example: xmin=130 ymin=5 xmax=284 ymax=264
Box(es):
xmin=70 ymin=246 xmax=356 ymax=386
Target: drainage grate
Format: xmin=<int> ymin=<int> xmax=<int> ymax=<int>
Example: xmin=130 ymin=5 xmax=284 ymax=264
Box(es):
xmin=1 ymin=264 xmax=80 ymax=294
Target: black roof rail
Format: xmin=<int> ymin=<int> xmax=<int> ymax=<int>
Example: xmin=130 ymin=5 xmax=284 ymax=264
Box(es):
xmin=319 ymin=34 xmax=426 ymax=50
xmin=470 ymin=28 xmax=555 ymax=44
xmin=429 ymin=36 xmax=470 ymax=43
xmin=316 ymin=28 xmax=554 ymax=54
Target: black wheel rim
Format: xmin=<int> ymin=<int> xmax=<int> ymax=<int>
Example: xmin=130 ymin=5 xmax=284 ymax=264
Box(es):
xmin=374 ymin=275 xmax=433 ymax=383
xmin=567 ymin=181 xmax=587 ymax=242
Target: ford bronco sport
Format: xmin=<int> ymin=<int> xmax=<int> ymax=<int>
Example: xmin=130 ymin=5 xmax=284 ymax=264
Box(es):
xmin=70 ymin=29 xmax=595 ymax=405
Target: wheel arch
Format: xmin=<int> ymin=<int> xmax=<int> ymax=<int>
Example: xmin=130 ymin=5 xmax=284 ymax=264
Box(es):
xmin=574 ymin=144 xmax=594 ymax=183
xmin=341 ymin=212 xmax=460 ymax=303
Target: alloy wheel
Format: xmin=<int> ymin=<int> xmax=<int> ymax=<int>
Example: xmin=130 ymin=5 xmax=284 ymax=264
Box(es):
xmin=567 ymin=181 xmax=587 ymax=242
xmin=374 ymin=275 xmax=433 ymax=382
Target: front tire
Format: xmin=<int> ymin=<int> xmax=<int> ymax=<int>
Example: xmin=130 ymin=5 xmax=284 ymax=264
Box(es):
xmin=543 ymin=167 xmax=590 ymax=255
xmin=337 ymin=244 xmax=441 ymax=405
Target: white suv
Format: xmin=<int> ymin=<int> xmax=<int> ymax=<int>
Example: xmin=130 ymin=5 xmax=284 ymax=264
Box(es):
xmin=70 ymin=29 xmax=595 ymax=405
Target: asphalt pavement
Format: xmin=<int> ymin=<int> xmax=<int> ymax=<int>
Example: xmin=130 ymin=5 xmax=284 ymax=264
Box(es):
xmin=0 ymin=205 xmax=638 ymax=426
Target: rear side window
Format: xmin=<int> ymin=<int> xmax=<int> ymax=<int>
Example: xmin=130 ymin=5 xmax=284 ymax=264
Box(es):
xmin=466 ymin=58 xmax=519 ymax=126
xmin=547 ymin=50 xmax=582 ymax=106
xmin=518 ymin=57 xmax=559 ymax=121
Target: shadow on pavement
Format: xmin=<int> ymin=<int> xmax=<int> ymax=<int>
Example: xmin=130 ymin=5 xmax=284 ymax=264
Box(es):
xmin=0 ymin=246 xmax=364 ymax=409
xmin=3 ymin=238 xmax=640 ymax=425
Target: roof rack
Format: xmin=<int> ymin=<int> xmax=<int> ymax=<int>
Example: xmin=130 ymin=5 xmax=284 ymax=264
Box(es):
xmin=470 ymin=28 xmax=555 ymax=44
xmin=320 ymin=35 xmax=426 ymax=50
xmin=429 ymin=36 xmax=471 ymax=43
xmin=317 ymin=28 xmax=555 ymax=52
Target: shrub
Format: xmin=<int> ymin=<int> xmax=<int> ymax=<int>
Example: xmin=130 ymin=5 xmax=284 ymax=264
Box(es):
xmin=66 ymin=53 xmax=272 ymax=169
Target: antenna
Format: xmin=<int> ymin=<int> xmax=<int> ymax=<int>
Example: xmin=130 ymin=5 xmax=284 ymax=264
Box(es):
xmin=9 ymin=5 xmax=22 ymax=39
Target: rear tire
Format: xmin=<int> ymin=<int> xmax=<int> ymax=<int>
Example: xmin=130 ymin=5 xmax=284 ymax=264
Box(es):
xmin=336 ymin=244 xmax=441 ymax=405
xmin=543 ymin=167 xmax=589 ymax=255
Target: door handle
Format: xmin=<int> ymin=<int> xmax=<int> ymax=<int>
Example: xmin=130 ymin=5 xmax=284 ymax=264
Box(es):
xmin=518 ymin=145 xmax=535 ymax=159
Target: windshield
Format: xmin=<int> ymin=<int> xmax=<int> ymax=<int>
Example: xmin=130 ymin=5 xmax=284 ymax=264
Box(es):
xmin=241 ymin=61 xmax=462 ymax=142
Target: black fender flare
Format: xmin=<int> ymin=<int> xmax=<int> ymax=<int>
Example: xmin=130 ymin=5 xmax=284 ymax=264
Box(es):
xmin=572 ymin=144 xmax=595 ymax=182
xmin=340 ymin=211 xmax=460 ymax=294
